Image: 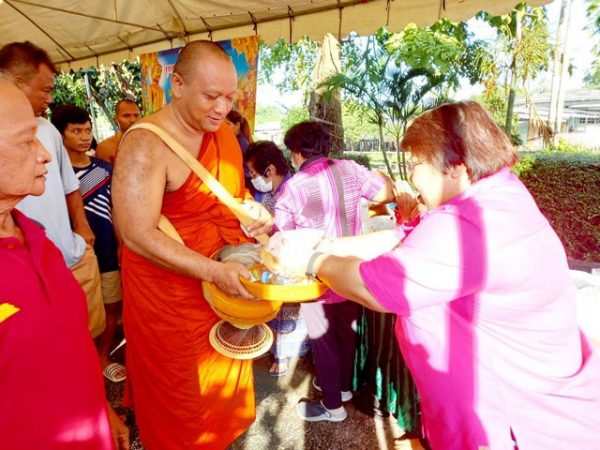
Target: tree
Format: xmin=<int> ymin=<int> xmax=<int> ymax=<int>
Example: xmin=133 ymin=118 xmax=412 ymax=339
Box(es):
xmin=258 ymin=37 xmax=319 ymax=98
xmin=307 ymin=34 xmax=344 ymax=152
xmin=320 ymin=24 xmax=488 ymax=180
xmin=584 ymin=0 xmax=600 ymax=87
xmin=259 ymin=36 xmax=345 ymax=151
xmin=478 ymin=4 xmax=552 ymax=138
xmin=53 ymin=60 xmax=141 ymax=132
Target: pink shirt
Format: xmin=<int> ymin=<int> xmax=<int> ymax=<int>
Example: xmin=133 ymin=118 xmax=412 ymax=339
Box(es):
xmin=360 ymin=168 xmax=600 ymax=449
xmin=0 ymin=211 xmax=113 ymax=450
xmin=274 ymin=157 xmax=385 ymax=236
xmin=275 ymin=156 xmax=385 ymax=302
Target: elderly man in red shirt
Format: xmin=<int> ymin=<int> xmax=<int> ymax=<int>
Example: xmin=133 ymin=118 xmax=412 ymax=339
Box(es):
xmin=0 ymin=73 xmax=128 ymax=449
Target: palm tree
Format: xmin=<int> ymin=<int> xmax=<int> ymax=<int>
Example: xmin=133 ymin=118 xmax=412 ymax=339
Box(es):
xmin=320 ymin=31 xmax=446 ymax=180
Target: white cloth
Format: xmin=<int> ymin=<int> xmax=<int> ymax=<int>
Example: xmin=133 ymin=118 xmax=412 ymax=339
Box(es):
xmin=16 ymin=118 xmax=86 ymax=267
xmin=572 ymin=270 xmax=600 ymax=351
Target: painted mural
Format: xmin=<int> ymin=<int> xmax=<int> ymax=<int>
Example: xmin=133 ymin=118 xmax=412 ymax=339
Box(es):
xmin=140 ymin=35 xmax=259 ymax=130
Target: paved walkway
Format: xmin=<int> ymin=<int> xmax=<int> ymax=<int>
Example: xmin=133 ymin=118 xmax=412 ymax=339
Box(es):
xmin=107 ymin=352 xmax=421 ymax=450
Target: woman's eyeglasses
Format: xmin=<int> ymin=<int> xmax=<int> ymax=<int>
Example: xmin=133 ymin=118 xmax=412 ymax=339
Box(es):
xmin=406 ymin=160 xmax=423 ymax=172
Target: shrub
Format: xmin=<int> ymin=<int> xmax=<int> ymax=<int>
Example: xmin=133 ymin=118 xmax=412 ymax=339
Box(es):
xmin=514 ymin=151 xmax=600 ymax=262
xmin=331 ymin=152 xmax=371 ymax=169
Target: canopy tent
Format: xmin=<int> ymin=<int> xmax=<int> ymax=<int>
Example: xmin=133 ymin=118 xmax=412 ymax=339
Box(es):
xmin=1 ymin=0 xmax=550 ymax=69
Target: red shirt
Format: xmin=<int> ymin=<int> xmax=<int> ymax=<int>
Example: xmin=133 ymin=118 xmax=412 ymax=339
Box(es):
xmin=0 ymin=210 xmax=113 ymax=450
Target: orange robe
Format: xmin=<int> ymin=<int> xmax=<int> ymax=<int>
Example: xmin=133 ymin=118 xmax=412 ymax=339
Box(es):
xmin=121 ymin=126 xmax=255 ymax=449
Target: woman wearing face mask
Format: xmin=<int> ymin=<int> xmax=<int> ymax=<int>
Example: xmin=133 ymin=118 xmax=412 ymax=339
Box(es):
xmin=262 ymin=121 xmax=394 ymax=422
xmin=226 ymin=110 xmax=262 ymax=200
xmin=244 ymin=140 xmax=311 ymax=376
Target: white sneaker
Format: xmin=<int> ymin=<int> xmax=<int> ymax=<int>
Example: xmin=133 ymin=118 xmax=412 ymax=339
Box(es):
xmin=312 ymin=377 xmax=353 ymax=402
xmin=297 ymin=400 xmax=347 ymax=422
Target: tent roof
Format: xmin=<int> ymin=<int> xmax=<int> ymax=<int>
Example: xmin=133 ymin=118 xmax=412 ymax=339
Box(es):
xmin=0 ymin=0 xmax=550 ymax=69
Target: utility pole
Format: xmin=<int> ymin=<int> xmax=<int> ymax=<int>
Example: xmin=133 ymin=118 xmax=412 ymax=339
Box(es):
xmin=548 ymin=0 xmax=570 ymax=146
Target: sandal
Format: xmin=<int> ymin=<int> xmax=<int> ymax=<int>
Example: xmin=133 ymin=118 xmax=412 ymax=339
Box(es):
xmin=269 ymin=357 xmax=290 ymax=377
xmin=103 ymin=362 xmax=127 ymax=383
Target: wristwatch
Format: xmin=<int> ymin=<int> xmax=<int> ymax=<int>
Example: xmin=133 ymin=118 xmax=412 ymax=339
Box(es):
xmin=306 ymin=251 xmax=325 ymax=280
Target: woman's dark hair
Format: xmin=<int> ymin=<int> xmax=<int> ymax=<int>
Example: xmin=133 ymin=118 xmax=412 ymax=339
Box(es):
xmin=226 ymin=110 xmax=253 ymax=143
xmin=283 ymin=120 xmax=331 ymax=158
xmin=50 ymin=104 xmax=91 ymax=135
xmin=401 ymin=101 xmax=518 ymax=182
xmin=244 ymin=141 xmax=289 ymax=176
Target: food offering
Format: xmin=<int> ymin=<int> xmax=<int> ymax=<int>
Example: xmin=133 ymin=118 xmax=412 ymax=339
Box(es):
xmin=241 ymin=263 xmax=328 ymax=302
xmin=203 ymin=243 xmax=326 ymax=359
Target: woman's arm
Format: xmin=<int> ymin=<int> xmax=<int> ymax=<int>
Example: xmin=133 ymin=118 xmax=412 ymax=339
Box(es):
xmin=316 ymin=229 xmax=401 ymax=260
xmin=313 ymin=254 xmax=387 ymax=312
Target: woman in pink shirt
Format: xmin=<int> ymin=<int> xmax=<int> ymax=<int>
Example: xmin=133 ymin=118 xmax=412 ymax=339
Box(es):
xmin=274 ymin=121 xmax=394 ymax=423
xmin=267 ymin=102 xmax=600 ymax=449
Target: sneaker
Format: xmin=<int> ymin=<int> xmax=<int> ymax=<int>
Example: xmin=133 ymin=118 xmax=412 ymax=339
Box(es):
xmin=296 ymin=400 xmax=347 ymax=422
xmin=312 ymin=378 xmax=353 ymax=402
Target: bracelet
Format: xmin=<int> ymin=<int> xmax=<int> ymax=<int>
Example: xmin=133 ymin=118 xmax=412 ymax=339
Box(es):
xmin=305 ymin=251 xmax=325 ymax=280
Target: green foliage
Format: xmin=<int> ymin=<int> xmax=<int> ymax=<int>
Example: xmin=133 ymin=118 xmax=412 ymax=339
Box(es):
xmin=475 ymin=90 xmax=522 ymax=145
xmin=53 ymin=60 xmax=141 ymax=131
xmin=330 ymin=151 xmax=371 ymax=169
xmin=321 ymin=26 xmax=478 ymax=179
xmin=280 ymin=106 xmax=309 ymax=133
xmin=477 ymin=4 xmax=551 ymax=134
xmin=514 ymin=151 xmax=600 ymax=261
xmin=255 ymin=104 xmax=285 ymax=124
xmin=583 ymin=1 xmax=600 ymax=86
xmin=583 ymin=61 xmax=600 ymax=88
xmin=342 ymin=100 xmax=381 ymax=143
xmin=258 ymin=37 xmax=319 ymax=95
xmin=388 ymin=20 xmax=490 ymax=90
xmin=585 ymin=0 xmax=600 ymax=35
xmin=546 ymin=139 xmax=596 ymax=154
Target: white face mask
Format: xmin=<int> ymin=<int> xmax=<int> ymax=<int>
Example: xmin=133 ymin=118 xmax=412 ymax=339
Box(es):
xmin=251 ymin=175 xmax=273 ymax=193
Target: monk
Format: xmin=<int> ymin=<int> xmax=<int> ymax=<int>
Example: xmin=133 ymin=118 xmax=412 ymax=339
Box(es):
xmin=112 ymin=41 xmax=270 ymax=449
xmin=96 ymin=99 xmax=141 ymax=166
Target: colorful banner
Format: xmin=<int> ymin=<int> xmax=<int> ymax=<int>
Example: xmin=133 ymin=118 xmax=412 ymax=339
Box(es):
xmin=140 ymin=36 xmax=259 ymax=131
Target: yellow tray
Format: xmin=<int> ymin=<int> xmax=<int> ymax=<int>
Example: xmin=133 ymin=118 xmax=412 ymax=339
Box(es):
xmin=241 ymin=264 xmax=328 ymax=302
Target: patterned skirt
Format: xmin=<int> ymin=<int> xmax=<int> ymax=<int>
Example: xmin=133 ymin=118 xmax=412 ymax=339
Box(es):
xmin=267 ymin=303 xmax=311 ymax=360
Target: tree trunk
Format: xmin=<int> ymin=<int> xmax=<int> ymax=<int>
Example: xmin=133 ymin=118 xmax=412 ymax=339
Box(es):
xmin=378 ymin=116 xmax=395 ymax=181
xmin=90 ymin=89 xmax=118 ymax=131
xmin=505 ymin=12 xmax=522 ymax=137
xmin=308 ymin=33 xmax=344 ymax=153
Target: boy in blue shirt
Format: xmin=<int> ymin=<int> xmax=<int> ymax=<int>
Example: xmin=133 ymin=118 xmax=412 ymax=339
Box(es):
xmin=51 ymin=104 xmax=125 ymax=383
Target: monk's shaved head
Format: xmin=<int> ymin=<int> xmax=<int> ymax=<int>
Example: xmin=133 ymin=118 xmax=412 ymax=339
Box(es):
xmin=174 ymin=40 xmax=231 ymax=82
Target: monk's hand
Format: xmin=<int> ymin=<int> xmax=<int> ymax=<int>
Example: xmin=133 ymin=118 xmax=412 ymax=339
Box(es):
xmin=242 ymin=199 xmax=273 ymax=237
xmin=212 ymin=261 xmax=255 ymax=299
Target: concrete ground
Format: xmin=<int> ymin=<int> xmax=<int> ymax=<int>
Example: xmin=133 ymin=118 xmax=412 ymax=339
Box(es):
xmin=229 ymin=355 xmax=416 ymax=450
xmin=107 ymin=352 xmax=421 ymax=450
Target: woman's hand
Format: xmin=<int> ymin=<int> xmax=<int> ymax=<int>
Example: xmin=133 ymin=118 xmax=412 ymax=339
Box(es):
xmin=264 ymin=229 xmax=324 ymax=276
xmin=394 ymin=180 xmax=420 ymax=224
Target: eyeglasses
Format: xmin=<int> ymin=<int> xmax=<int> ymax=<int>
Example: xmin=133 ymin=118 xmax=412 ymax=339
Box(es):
xmin=406 ymin=160 xmax=423 ymax=172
